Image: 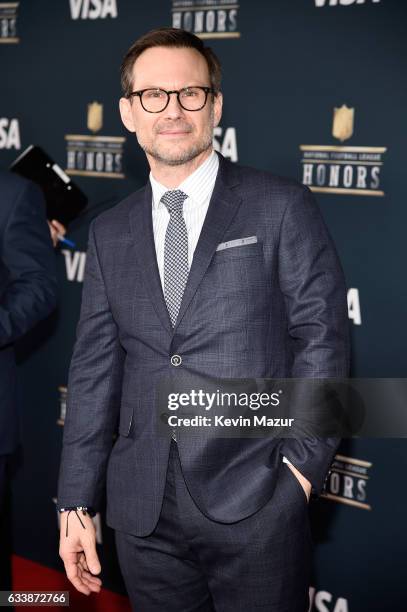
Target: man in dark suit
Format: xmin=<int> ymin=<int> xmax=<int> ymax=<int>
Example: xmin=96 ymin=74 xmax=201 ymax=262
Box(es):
xmin=58 ymin=27 xmax=350 ymax=611
xmin=0 ymin=170 xmax=58 ymax=507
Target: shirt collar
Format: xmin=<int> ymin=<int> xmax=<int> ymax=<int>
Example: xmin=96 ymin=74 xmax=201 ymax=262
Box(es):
xmin=150 ymin=149 xmax=219 ymax=211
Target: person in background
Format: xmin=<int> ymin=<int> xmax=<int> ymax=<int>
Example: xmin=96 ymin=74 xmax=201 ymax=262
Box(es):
xmin=0 ymin=169 xmax=58 ymax=516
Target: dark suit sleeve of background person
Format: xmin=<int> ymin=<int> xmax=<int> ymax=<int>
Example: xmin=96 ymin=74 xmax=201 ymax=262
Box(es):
xmin=57 ymin=219 xmax=125 ymax=511
xmin=278 ymin=183 xmax=350 ymax=496
xmin=0 ymin=173 xmax=58 ymax=348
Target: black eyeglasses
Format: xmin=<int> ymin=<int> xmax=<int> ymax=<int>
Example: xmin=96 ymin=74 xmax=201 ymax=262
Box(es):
xmin=126 ymin=86 xmax=216 ymax=113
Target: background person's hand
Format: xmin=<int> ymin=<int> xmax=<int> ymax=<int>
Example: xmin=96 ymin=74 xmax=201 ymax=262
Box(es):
xmin=48 ymin=219 xmax=67 ymax=248
xmin=59 ymin=510 xmax=102 ymax=596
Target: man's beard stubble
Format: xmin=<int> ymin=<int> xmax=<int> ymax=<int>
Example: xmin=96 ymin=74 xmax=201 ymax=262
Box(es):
xmin=136 ymin=107 xmax=215 ymax=167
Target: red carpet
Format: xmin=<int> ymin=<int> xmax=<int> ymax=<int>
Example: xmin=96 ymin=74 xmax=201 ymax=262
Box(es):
xmin=11 ymin=555 xmax=131 ymax=611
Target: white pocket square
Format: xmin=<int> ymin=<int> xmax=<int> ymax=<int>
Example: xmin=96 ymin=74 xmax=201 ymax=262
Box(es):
xmin=216 ymin=235 xmax=258 ymax=252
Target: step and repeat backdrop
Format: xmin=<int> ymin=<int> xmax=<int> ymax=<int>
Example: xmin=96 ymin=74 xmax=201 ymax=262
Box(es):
xmin=1 ymin=1 xmax=406 ymax=610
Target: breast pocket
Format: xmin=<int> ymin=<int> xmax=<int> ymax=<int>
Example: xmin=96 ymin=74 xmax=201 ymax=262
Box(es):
xmin=191 ymin=241 xmax=268 ymax=355
xmin=212 ymin=240 xmax=264 ymax=264
xmin=210 ymin=241 xmax=268 ymax=295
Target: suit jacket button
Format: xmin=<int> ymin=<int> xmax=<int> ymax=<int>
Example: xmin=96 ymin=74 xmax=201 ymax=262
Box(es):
xmin=170 ymin=354 xmax=182 ymax=367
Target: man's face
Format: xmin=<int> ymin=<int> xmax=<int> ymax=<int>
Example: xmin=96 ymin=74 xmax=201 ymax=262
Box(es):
xmin=119 ymin=46 xmax=223 ymax=166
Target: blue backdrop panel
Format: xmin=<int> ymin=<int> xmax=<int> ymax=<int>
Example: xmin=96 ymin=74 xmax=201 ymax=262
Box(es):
xmin=1 ymin=1 xmax=406 ymax=609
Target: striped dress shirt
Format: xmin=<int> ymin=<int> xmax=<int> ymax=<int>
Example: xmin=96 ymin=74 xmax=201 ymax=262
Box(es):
xmin=150 ymin=148 xmax=219 ymax=286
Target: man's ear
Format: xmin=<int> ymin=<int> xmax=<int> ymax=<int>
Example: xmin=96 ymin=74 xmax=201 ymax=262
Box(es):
xmin=119 ymin=97 xmax=136 ymax=133
xmin=213 ymin=91 xmax=223 ymax=128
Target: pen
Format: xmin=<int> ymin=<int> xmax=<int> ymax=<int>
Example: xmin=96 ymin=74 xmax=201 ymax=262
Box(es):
xmin=57 ymin=234 xmax=76 ymax=248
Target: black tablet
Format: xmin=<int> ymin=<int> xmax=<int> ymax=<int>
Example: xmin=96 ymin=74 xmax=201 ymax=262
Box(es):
xmin=10 ymin=145 xmax=88 ymax=226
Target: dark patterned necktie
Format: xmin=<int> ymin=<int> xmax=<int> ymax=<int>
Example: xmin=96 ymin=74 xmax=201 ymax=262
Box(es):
xmin=161 ymin=190 xmax=189 ymax=327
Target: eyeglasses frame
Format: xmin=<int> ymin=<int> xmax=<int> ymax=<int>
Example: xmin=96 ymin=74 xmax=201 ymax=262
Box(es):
xmin=126 ymin=85 xmax=217 ymax=113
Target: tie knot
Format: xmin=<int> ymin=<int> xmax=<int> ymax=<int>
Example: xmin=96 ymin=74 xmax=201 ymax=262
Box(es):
xmin=160 ymin=190 xmax=188 ymax=214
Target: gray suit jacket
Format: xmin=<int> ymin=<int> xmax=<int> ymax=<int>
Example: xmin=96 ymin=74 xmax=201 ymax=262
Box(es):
xmin=57 ymin=152 xmax=350 ymax=536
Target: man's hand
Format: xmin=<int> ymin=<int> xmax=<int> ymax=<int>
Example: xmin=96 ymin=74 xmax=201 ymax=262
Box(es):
xmin=48 ymin=219 xmax=67 ymax=248
xmin=59 ymin=511 xmax=102 ymax=596
xmin=287 ymin=463 xmax=312 ymax=502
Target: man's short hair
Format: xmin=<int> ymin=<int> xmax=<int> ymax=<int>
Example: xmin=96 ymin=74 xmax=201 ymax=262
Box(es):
xmin=120 ymin=27 xmax=222 ymax=98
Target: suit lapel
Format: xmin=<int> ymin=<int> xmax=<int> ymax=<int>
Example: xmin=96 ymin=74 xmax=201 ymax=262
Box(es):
xmin=128 ymin=152 xmax=242 ymax=337
xmin=173 ymin=153 xmax=242 ymax=333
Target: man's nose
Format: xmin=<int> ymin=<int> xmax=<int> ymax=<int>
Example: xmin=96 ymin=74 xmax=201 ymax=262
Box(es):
xmin=163 ymin=92 xmax=185 ymax=118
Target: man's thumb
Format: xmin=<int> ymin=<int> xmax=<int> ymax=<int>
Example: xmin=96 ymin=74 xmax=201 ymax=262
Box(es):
xmin=84 ymin=546 xmax=101 ymax=574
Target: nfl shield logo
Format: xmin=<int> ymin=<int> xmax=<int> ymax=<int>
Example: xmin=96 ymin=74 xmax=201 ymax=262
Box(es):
xmin=332 ymin=104 xmax=354 ymax=142
xmin=87 ymin=101 xmax=103 ymax=133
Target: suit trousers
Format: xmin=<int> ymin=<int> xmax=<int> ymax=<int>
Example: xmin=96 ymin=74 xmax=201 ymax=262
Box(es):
xmin=114 ymin=440 xmax=312 ymax=612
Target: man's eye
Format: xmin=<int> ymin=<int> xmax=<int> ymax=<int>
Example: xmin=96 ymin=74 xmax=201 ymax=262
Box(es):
xmin=145 ymin=90 xmax=165 ymax=99
xmin=182 ymin=89 xmax=198 ymax=97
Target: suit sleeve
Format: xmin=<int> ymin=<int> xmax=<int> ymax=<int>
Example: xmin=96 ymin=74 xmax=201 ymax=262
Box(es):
xmin=57 ymin=219 xmax=125 ymax=511
xmin=278 ymin=184 xmax=350 ymax=496
xmin=0 ymin=180 xmax=57 ymax=347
